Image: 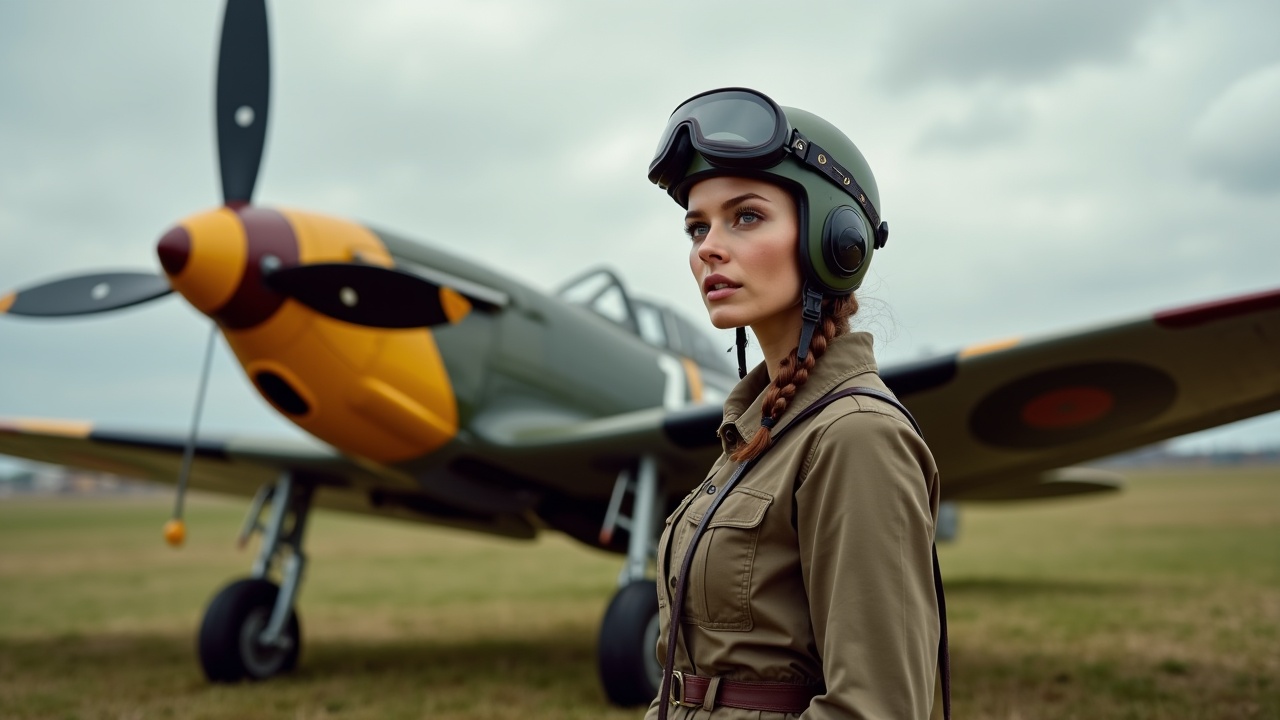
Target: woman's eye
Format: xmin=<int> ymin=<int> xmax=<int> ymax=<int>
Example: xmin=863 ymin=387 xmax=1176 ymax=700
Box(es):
xmin=685 ymin=224 xmax=709 ymax=240
xmin=736 ymin=210 xmax=761 ymax=225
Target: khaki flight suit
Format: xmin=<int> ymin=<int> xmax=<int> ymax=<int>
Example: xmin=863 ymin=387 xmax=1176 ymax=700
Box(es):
xmin=643 ymin=332 xmax=941 ymax=719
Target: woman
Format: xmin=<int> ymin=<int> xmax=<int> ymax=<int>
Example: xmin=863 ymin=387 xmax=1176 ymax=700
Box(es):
xmin=643 ymin=88 xmax=946 ymax=719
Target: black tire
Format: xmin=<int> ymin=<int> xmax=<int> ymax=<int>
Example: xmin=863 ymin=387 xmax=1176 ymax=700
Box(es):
xmin=198 ymin=578 xmax=301 ymax=683
xmin=597 ymin=579 xmax=662 ymax=707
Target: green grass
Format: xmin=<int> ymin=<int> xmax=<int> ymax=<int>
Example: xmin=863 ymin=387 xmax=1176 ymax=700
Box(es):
xmin=1 ymin=467 xmax=1277 ymax=719
xmin=941 ymin=468 xmax=1279 ymax=719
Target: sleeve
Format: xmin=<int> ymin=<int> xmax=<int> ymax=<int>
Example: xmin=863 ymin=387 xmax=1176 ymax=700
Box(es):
xmin=795 ymin=408 xmax=940 ymax=720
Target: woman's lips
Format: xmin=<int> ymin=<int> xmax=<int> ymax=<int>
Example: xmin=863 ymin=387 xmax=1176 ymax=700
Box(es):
xmin=706 ymin=285 xmax=738 ymax=302
xmin=703 ymin=274 xmax=741 ymax=302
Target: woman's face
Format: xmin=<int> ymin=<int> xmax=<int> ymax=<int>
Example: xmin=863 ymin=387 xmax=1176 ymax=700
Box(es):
xmin=685 ymin=176 xmax=802 ymax=335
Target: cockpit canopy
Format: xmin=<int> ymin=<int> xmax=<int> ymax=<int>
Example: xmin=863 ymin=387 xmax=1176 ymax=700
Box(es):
xmin=557 ymin=267 xmax=733 ymax=375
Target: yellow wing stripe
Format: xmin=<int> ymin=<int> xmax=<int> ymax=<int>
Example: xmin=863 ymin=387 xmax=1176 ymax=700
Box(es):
xmin=0 ymin=418 xmax=94 ymax=437
xmin=960 ymin=337 xmax=1020 ymax=359
xmin=439 ymin=287 xmax=472 ymax=324
xmin=680 ymin=357 xmax=705 ymax=404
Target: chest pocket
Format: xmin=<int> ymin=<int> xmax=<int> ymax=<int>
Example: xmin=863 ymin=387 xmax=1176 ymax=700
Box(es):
xmin=669 ymin=487 xmax=773 ymax=631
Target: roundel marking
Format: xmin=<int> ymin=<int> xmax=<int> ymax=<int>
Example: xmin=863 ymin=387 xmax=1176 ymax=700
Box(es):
xmin=1021 ymin=386 xmax=1115 ymax=429
xmin=970 ymin=362 xmax=1177 ymax=449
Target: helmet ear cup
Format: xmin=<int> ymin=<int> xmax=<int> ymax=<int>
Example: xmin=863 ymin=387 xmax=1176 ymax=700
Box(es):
xmin=820 ymin=205 xmax=868 ymax=280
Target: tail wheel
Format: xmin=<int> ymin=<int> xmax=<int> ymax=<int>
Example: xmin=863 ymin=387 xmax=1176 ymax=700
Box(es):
xmin=198 ymin=578 xmax=301 ymax=682
xmin=597 ymin=579 xmax=661 ymax=706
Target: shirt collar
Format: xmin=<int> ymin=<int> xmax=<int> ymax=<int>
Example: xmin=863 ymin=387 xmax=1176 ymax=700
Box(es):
xmin=717 ymin=331 xmax=879 ymax=454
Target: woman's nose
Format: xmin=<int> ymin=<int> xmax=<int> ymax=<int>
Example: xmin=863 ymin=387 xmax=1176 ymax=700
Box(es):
xmin=697 ymin=225 xmax=729 ymax=263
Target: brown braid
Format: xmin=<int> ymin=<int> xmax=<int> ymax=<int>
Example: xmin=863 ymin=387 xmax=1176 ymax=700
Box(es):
xmin=731 ymin=294 xmax=859 ymax=463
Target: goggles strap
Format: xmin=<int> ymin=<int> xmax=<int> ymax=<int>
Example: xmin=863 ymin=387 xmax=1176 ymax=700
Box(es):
xmin=796 ymin=286 xmax=824 ymax=364
xmin=789 ymin=132 xmax=884 ymax=235
xmin=736 ymin=327 xmax=748 ymax=379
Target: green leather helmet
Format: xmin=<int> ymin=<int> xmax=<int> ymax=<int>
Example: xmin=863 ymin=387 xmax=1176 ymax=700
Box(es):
xmin=649 ymin=88 xmax=888 ymax=298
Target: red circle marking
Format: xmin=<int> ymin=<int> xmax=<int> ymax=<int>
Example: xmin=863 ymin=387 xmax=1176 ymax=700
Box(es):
xmin=1020 ymin=386 xmax=1115 ymax=429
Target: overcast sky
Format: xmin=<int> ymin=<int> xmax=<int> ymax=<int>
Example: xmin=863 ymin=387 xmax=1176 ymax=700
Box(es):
xmin=1 ymin=0 xmax=1278 ymax=469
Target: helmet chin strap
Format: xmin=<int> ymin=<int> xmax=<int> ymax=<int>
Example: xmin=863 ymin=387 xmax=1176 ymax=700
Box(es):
xmin=736 ymin=284 xmax=823 ymax=379
xmin=796 ymin=284 xmax=825 ymax=364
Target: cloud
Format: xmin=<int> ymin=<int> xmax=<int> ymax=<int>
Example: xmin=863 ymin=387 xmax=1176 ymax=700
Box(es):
xmin=915 ymin=96 xmax=1030 ymax=151
xmin=881 ymin=0 xmax=1163 ymax=87
xmin=1187 ymin=62 xmax=1280 ymax=194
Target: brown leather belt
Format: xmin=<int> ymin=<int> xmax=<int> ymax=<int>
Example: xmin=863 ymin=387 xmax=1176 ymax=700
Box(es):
xmin=669 ymin=671 xmax=821 ymax=713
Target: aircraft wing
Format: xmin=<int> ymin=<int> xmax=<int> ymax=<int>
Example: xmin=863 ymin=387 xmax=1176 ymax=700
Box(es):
xmin=478 ymin=403 xmax=724 ymax=483
xmin=477 ymin=288 xmax=1280 ymax=507
xmin=886 ymin=287 xmax=1280 ymax=500
xmin=6 ymin=287 xmax=1275 ymax=543
xmin=0 ymin=418 xmax=536 ymax=538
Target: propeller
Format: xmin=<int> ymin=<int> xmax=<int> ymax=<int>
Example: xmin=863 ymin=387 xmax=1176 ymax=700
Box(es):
xmin=216 ymin=0 xmax=271 ymax=207
xmin=0 ymin=1 xmax=268 ymax=547
xmin=3 ymin=0 xmax=476 ymax=544
xmin=0 ymin=272 xmax=172 ymax=317
xmin=1 ymin=0 xmax=270 ymax=318
xmin=264 ymin=263 xmax=473 ymax=328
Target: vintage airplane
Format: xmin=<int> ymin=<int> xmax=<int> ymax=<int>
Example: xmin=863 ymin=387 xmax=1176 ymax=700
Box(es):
xmin=2 ymin=0 xmax=1279 ymax=707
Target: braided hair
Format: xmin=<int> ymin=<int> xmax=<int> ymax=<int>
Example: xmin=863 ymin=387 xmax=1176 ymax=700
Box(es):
xmin=730 ymin=294 xmax=859 ymax=463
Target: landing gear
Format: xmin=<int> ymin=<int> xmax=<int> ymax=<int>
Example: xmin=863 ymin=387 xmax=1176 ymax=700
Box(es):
xmin=598 ymin=579 xmax=661 ymax=706
xmin=199 ymin=578 xmax=300 ymax=681
xmin=199 ymin=473 xmax=313 ymax=683
xmin=597 ymin=455 xmax=663 ymax=706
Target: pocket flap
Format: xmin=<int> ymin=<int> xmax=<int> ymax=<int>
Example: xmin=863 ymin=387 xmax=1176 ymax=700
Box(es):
xmin=685 ymin=488 xmax=773 ymax=529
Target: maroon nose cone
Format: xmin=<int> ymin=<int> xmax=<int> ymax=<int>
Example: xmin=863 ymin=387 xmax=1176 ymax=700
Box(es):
xmin=157 ymin=225 xmax=191 ymax=276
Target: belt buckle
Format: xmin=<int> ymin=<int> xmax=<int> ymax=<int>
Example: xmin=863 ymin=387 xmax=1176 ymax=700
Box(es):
xmin=668 ymin=671 xmax=697 ymax=708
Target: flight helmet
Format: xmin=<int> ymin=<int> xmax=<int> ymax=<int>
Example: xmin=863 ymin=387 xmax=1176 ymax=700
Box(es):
xmin=649 ymin=88 xmax=888 ymax=367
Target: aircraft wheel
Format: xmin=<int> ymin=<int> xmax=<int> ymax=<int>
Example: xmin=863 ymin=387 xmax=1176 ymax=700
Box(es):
xmin=597 ymin=579 xmax=661 ymax=706
xmin=198 ymin=578 xmax=301 ymax=682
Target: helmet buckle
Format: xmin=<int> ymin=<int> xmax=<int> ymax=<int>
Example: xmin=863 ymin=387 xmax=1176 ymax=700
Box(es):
xmin=796 ymin=287 xmax=824 ymax=363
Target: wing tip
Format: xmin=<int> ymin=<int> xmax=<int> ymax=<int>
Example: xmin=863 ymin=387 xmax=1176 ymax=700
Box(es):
xmin=1154 ymin=287 xmax=1280 ymax=329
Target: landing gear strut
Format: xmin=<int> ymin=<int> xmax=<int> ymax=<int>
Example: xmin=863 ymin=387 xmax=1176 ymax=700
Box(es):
xmin=597 ymin=455 xmax=663 ymax=706
xmin=199 ymin=472 xmax=313 ymax=682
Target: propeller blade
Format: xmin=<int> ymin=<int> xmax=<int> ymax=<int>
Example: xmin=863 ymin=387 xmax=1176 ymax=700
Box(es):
xmin=216 ymin=0 xmax=270 ymax=207
xmin=265 ymin=263 xmax=472 ymax=328
xmin=1 ymin=272 xmax=172 ymax=318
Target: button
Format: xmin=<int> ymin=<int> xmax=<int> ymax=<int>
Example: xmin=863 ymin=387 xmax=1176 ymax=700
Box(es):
xmin=706 ymin=484 xmax=717 ymax=495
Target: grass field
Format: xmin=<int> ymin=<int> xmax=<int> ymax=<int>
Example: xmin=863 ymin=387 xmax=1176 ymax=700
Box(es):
xmin=1 ymin=467 xmax=1277 ymax=719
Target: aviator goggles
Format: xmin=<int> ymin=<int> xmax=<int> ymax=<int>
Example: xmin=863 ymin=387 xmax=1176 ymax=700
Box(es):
xmin=648 ymin=87 xmax=885 ymax=240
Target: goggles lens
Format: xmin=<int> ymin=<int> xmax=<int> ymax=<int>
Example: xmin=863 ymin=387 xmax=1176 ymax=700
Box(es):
xmin=666 ymin=90 xmax=778 ymax=151
xmin=649 ymin=88 xmax=790 ymax=187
